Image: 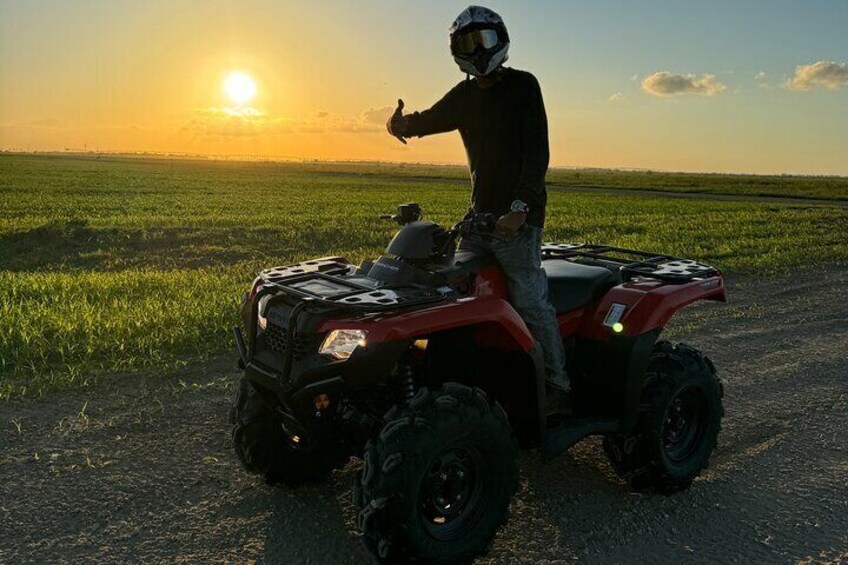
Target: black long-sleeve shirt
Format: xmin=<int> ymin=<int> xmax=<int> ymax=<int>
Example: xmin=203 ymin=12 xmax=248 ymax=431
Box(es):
xmin=405 ymin=68 xmax=550 ymax=227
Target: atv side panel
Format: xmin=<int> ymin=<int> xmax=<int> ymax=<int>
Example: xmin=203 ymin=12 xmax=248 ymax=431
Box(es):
xmin=572 ymin=329 xmax=661 ymax=432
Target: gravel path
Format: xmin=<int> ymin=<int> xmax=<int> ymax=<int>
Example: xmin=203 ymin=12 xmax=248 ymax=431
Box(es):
xmin=1 ymin=268 xmax=846 ymax=564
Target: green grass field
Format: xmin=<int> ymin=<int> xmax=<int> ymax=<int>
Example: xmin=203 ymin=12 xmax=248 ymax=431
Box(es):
xmin=181 ymin=159 xmax=848 ymax=200
xmin=1 ymin=153 xmax=846 ymax=398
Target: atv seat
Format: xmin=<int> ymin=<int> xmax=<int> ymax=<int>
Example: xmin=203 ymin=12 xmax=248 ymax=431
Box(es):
xmin=543 ymin=260 xmax=617 ymax=313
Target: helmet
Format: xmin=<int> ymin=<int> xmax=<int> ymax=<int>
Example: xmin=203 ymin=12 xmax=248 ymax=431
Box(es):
xmin=449 ymin=6 xmax=510 ymax=77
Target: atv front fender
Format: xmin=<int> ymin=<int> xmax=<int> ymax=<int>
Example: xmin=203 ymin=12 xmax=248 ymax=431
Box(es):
xmin=317 ymin=297 xmax=536 ymax=352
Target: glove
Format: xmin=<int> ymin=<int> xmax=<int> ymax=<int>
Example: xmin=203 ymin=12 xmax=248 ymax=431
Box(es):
xmin=386 ymin=99 xmax=408 ymax=145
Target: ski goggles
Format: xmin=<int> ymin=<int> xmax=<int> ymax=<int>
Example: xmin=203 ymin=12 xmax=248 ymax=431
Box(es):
xmin=453 ymin=29 xmax=500 ymax=54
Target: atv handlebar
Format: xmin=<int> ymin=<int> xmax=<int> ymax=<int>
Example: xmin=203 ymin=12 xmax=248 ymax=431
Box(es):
xmin=438 ymin=212 xmax=507 ymax=255
xmin=381 ymin=203 xmax=507 ymax=257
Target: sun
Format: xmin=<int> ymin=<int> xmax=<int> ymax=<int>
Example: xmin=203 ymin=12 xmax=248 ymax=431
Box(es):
xmin=223 ymin=71 xmax=257 ymax=106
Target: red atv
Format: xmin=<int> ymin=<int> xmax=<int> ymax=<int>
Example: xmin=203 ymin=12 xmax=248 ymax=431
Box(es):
xmin=231 ymin=203 xmax=726 ymax=564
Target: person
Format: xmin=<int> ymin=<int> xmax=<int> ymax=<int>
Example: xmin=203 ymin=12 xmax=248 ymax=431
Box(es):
xmin=386 ymin=5 xmax=571 ymax=414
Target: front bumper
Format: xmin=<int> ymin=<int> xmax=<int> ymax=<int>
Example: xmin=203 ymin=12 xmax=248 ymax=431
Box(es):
xmin=234 ymin=324 xmax=407 ymax=438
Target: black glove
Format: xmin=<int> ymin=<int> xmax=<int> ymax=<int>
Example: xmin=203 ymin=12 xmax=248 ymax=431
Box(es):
xmin=386 ymin=99 xmax=408 ymax=145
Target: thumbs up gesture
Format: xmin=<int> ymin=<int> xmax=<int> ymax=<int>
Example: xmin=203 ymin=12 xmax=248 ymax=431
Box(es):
xmin=386 ymin=99 xmax=408 ymax=145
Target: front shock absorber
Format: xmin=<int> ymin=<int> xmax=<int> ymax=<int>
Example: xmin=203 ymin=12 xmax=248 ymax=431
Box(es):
xmin=402 ymin=364 xmax=416 ymax=403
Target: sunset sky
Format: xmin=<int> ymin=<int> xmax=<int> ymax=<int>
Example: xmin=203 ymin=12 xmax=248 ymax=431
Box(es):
xmin=1 ymin=0 xmax=847 ymax=174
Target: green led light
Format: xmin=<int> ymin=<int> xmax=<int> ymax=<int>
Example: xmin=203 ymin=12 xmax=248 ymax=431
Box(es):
xmin=612 ymin=322 xmax=624 ymax=333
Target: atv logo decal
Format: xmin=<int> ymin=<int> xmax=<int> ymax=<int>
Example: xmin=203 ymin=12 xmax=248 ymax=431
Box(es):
xmin=603 ymin=303 xmax=627 ymax=327
xmin=373 ymin=262 xmax=400 ymax=272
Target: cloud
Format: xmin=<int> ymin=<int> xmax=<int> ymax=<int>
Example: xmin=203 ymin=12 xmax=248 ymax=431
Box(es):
xmin=641 ymin=72 xmax=727 ymax=97
xmin=361 ymin=106 xmax=394 ymax=125
xmin=181 ymin=105 xmax=393 ymax=139
xmin=219 ymin=107 xmax=265 ymax=118
xmin=754 ymin=70 xmax=771 ymax=89
xmin=180 ymin=107 xmax=292 ymax=138
xmin=608 ymin=92 xmax=624 ymax=102
xmin=27 ymin=117 xmax=67 ymax=128
xmin=786 ymin=61 xmax=848 ymax=91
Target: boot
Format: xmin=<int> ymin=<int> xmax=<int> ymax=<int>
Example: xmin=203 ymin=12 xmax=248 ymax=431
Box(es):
xmin=545 ymin=386 xmax=572 ymax=416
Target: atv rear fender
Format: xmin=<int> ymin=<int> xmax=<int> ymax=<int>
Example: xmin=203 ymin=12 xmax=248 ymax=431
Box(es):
xmin=572 ymin=274 xmax=725 ymax=432
xmin=578 ymin=274 xmax=726 ymax=340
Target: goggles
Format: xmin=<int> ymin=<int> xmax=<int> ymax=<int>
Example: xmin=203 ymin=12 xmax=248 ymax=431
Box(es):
xmin=453 ymin=29 xmax=500 ymax=54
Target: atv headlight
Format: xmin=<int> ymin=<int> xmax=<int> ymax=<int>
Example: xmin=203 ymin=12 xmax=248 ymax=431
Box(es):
xmin=319 ymin=330 xmax=367 ymax=360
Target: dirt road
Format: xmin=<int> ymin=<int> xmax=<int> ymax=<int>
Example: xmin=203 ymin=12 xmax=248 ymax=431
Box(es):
xmin=2 ymin=267 xmax=846 ymax=564
xmin=547 ymin=184 xmax=848 ymax=207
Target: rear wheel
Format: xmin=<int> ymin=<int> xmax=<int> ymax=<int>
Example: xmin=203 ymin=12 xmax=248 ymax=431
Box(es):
xmin=604 ymin=341 xmax=723 ymax=492
xmin=356 ymin=383 xmax=518 ymax=564
xmin=230 ymin=378 xmax=346 ymax=487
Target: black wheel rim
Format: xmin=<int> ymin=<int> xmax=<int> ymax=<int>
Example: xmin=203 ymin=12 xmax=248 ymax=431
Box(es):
xmin=419 ymin=446 xmax=485 ymax=541
xmin=662 ymin=385 xmax=708 ymax=463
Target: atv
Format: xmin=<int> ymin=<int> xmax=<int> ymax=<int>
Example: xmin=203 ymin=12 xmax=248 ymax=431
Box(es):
xmin=230 ymin=203 xmax=726 ymax=564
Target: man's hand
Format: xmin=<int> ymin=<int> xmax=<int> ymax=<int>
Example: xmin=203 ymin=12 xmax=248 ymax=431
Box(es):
xmin=495 ymin=211 xmax=527 ymax=235
xmin=386 ymin=99 xmax=408 ymax=145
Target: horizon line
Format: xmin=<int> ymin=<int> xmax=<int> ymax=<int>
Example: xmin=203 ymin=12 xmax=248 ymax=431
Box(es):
xmin=1 ymin=149 xmax=846 ymax=180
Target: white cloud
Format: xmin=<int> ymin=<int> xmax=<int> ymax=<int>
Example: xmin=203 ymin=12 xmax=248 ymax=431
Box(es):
xmin=786 ymin=61 xmax=848 ymax=91
xmin=608 ymin=92 xmax=624 ymax=102
xmin=641 ymin=72 xmax=727 ymax=97
xmin=629 ymin=74 xmax=639 ymax=82
xmin=754 ymin=70 xmax=771 ymax=89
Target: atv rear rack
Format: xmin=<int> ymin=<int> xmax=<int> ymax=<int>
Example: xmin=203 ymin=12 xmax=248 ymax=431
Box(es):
xmin=541 ymin=243 xmax=718 ymax=283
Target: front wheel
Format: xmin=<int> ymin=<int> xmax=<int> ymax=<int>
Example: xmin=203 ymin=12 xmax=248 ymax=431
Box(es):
xmin=604 ymin=341 xmax=723 ymax=493
xmin=356 ymin=383 xmax=518 ymax=564
xmin=230 ymin=378 xmax=346 ymax=487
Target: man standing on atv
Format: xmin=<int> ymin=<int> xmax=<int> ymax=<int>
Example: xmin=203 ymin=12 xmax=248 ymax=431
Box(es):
xmin=386 ymin=5 xmax=571 ymax=413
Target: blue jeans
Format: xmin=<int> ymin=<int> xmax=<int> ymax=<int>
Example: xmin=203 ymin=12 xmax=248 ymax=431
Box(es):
xmin=463 ymin=225 xmax=570 ymax=392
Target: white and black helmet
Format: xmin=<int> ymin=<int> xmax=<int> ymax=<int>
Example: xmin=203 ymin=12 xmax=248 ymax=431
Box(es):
xmin=449 ymin=5 xmax=510 ymax=77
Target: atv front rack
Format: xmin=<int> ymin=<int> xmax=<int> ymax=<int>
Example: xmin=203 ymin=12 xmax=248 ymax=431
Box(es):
xmin=257 ymin=257 xmax=453 ymax=312
xmin=246 ymin=258 xmax=455 ymax=385
xmin=541 ymin=243 xmax=718 ymax=283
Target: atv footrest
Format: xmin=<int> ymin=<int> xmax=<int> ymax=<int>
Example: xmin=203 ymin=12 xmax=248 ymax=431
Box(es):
xmin=541 ymin=418 xmax=618 ymax=462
